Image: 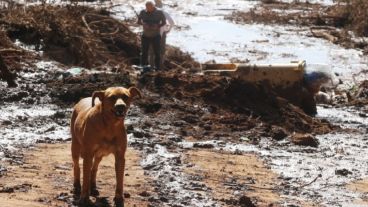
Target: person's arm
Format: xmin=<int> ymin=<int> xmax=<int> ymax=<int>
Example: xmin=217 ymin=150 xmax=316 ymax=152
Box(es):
xmin=159 ymin=11 xmax=166 ymax=28
xmin=164 ymin=11 xmax=175 ymax=32
xmin=137 ymin=10 xmax=143 ymax=25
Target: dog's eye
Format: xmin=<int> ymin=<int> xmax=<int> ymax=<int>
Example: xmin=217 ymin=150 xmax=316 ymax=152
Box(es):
xmin=122 ymin=95 xmax=129 ymax=100
xmin=110 ymin=95 xmax=118 ymax=100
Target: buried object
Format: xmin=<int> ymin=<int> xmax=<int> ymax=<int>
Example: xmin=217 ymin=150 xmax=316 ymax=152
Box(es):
xmin=203 ymin=60 xmax=331 ymax=115
xmin=70 ymin=86 xmax=141 ymax=206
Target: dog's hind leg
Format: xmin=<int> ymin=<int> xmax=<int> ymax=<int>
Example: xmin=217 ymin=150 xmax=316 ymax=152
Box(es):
xmin=90 ymin=155 xmax=103 ymax=196
xmin=80 ymin=153 xmax=93 ymax=203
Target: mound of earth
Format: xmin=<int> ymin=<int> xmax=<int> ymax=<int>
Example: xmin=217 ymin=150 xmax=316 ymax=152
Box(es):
xmin=138 ymin=71 xmax=333 ymax=137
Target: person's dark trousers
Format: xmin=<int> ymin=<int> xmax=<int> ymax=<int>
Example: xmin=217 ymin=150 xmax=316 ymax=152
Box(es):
xmin=141 ymin=34 xmax=161 ymax=70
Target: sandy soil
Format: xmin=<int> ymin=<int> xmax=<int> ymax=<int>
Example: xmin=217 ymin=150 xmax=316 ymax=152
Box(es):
xmin=347 ymin=179 xmax=368 ymax=206
xmin=0 ymin=143 xmax=151 ymax=207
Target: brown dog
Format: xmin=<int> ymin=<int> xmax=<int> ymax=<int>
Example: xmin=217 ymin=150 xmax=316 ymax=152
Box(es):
xmin=70 ymin=86 xmax=141 ymax=206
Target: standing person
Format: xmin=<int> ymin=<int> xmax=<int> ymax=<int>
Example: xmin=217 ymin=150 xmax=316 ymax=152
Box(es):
xmin=138 ymin=1 xmax=166 ymax=71
xmin=148 ymin=0 xmax=175 ymax=69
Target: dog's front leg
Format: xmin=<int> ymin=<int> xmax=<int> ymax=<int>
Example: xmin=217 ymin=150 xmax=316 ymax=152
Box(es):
xmin=114 ymin=151 xmax=125 ymax=207
xmin=80 ymin=154 xmax=93 ymax=204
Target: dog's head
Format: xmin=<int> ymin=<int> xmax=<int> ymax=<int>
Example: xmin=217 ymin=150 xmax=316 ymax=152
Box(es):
xmin=91 ymin=87 xmax=141 ymax=119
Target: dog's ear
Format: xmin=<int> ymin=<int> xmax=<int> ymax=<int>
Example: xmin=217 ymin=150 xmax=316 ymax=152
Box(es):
xmin=128 ymin=87 xmax=142 ymax=99
xmin=92 ymin=90 xmax=105 ymax=107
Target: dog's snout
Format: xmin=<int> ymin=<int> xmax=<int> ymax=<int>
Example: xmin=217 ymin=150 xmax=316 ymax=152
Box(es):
xmin=115 ymin=98 xmax=126 ymax=109
xmin=114 ymin=104 xmax=126 ymax=111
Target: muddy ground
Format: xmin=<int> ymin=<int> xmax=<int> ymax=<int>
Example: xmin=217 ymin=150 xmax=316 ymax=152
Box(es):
xmin=1 ymin=0 xmax=368 ymax=207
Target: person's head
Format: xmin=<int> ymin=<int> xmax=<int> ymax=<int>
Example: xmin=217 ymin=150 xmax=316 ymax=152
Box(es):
xmin=145 ymin=1 xmax=155 ymax=12
xmin=154 ymin=0 xmax=163 ymax=8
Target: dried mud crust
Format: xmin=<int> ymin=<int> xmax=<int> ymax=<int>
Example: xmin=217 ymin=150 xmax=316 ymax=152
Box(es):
xmin=227 ymin=1 xmax=368 ymax=53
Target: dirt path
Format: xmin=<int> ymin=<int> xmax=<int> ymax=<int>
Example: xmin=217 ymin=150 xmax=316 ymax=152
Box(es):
xmin=0 ymin=142 xmax=303 ymax=206
xmin=0 ymin=143 xmax=151 ymax=207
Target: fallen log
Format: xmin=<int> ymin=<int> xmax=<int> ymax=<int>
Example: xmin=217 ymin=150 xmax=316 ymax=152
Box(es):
xmin=310 ymin=28 xmax=338 ymax=43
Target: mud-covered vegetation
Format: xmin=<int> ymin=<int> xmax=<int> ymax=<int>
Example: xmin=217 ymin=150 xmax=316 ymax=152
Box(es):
xmin=336 ymin=0 xmax=368 ymax=37
xmin=1 ymin=5 xmax=140 ymax=68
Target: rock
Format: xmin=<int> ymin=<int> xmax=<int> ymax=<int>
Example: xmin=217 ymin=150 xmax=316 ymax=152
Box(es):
xmin=290 ymin=133 xmax=319 ymax=147
xmin=1 ymin=120 xmax=12 ymax=125
xmin=335 ymin=168 xmax=352 ymax=176
xmin=182 ymin=115 xmax=199 ymax=124
xmin=124 ymin=192 xmax=131 ymax=198
xmin=315 ymin=91 xmax=331 ymax=104
xmin=270 ymin=126 xmax=288 ymax=141
xmin=126 ymin=124 xmax=134 ymax=133
xmin=139 ymin=191 xmax=151 ymax=197
xmin=238 ymin=195 xmax=256 ymax=207
xmin=193 ymin=142 xmax=214 ymax=149
xmin=159 ymin=196 xmax=169 ymax=202
xmin=133 ymin=131 xmax=145 ymax=138
xmin=0 ymin=187 xmax=14 ymax=193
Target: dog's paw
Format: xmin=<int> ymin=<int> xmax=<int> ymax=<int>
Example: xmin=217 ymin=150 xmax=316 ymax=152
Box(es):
xmin=78 ymin=197 xmax=94 ymax=207
xmin=72 ymin=185 xmax=81 ymax=196
xmin=114 ymin=197 xmax=124 ymax=207
xmin=90 ymin=187 xmax=100 ymax=197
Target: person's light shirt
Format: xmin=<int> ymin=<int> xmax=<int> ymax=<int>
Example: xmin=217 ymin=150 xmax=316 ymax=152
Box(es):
xmin=160 ymin=10 xmax=175 ymax=36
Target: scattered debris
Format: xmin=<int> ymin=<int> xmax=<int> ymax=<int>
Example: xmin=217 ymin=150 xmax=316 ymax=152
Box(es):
xmin=335 ymin=169 xmax=353 ymax=177
xmin=290 ymin=133 xmax=319 ymax=147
